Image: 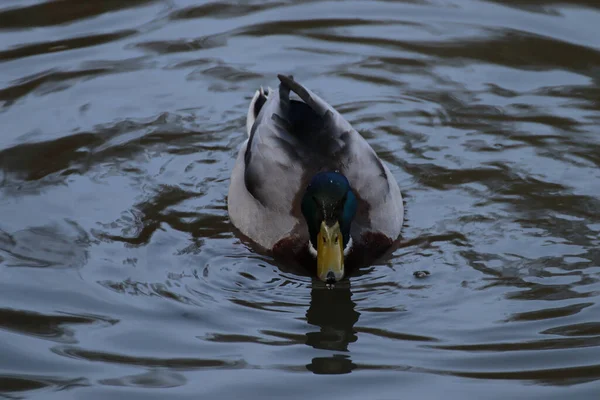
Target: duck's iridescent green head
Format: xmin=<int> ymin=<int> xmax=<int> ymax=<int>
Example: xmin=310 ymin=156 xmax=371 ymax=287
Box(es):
xmin=301 ymin=171 xmax=357 ymax=283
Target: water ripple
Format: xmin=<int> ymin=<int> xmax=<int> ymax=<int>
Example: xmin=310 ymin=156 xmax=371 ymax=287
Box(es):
xmin=1 ymin=0 xmax=600 ymax=398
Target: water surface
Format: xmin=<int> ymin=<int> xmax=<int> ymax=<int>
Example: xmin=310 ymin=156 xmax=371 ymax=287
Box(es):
xmin=1 ymin=0 xmax=600 ymax=399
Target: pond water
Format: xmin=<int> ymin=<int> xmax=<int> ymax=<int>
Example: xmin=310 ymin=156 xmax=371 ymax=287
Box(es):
xmin=1 ymin=0 xmax=600 ymax=399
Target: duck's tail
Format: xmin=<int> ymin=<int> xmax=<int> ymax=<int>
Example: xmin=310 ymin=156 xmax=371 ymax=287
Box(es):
xmin=246 ymin=86 xmax=270 ymax=136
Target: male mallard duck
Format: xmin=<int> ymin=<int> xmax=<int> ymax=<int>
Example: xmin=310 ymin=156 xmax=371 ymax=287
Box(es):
xmin=228 ymin=75 xmax=404 ymax=283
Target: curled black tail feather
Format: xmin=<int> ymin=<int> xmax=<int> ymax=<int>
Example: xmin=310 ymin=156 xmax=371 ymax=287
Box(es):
xmin=277 ymin=74 xmax=332 ymax=123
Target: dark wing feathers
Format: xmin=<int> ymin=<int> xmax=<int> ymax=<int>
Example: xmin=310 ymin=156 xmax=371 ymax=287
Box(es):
xmin=252 ymin=89 xmax=268 ymax=119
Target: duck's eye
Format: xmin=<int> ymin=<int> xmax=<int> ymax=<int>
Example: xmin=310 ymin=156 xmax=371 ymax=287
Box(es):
xmin=322 ymin=236 xmax=327 ymax=244
xmin=334 ymin=235 xmax=339 ymax=244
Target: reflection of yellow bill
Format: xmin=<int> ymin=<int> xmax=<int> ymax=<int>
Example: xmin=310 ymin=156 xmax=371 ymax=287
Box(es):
xmin=317 ymin=221 xmax=344 ymax=282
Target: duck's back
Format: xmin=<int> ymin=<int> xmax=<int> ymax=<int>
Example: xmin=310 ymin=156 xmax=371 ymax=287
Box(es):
xmin=228 ymin=75 xmax=404 ymax=252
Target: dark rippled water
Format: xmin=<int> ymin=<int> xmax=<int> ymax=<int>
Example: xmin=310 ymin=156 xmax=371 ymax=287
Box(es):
xmin=1 ymin=0 xmax=600 ymax=399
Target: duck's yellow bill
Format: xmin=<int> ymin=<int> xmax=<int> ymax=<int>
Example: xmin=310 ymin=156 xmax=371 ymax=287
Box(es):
xmin=317 ymin=221 xmax=344 ymax=283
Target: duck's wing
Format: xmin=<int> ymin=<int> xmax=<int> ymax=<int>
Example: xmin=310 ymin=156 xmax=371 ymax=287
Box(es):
xmin=242 ymin=77 xmax=316 ymax=214
xmin=228 ymin=78 xmax=316 ymax=249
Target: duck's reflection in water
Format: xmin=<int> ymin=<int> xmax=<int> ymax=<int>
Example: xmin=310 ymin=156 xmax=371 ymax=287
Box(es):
xmin=305 ymin=280 xmax=359 ymax=374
